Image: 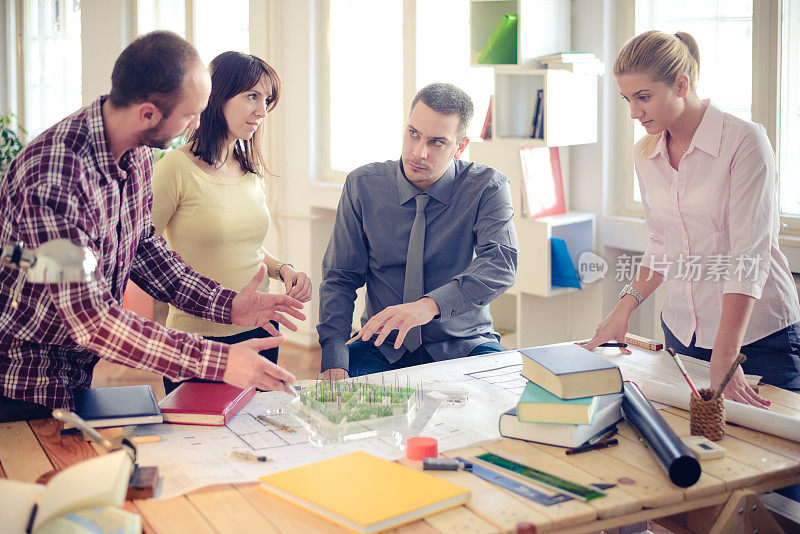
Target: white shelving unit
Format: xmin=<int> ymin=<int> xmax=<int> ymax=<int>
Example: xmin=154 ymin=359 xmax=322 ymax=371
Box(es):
xmin=469 ymin=0 xmax=570 ymax=68
xmin=493 ymin=67 xmax=598 ymax=146
xmin=470 ymin=0 xmax=602 ymax=350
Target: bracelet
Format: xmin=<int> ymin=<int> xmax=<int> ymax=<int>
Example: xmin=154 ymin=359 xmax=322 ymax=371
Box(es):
xmin=275 ymin=261 xmax=294 ymax=282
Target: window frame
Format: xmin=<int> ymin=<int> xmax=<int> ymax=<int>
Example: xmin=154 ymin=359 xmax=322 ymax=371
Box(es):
xmin=618 ymin=0 xmax=800 ymax=234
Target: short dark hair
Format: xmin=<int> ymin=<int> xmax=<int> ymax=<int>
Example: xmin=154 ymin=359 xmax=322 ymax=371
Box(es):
xmin=410 ymin=83 xmax=474 ymax=139
xmin=108 ymin=31 xmax=200 ymax=116
xmin=188 ymin=51 xmax=282 ymax=176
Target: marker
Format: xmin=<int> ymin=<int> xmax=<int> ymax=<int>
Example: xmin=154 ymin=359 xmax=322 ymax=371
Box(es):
xmin=565 ymin=438 xmax=619 ymax=455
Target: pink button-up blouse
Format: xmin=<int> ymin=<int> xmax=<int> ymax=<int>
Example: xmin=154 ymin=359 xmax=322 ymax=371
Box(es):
xmin=634 ymin=103 xmax=800 ymax=349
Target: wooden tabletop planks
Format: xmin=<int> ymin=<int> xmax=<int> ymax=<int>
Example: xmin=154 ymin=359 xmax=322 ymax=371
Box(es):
xmin=0 ymin=420 xmax=53 ymax=482
xmin=2 ymin=345 xmax=798 ymax=534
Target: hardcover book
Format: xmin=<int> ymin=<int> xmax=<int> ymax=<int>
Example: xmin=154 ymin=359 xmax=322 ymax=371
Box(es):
xmin=159 ymin=382 xmax=256 ymax=426
xmin=519 ymin=344 xmax=622 ymax=399
xmin=517 ymin=381 xmax=599 ymax=424
xmin=259 ymin=451 xmax=470 ymax=533
xmin=67 ymin=385 xmax=162 ymax=429
xmin=500 ymin=393 xmax=623 ymax=448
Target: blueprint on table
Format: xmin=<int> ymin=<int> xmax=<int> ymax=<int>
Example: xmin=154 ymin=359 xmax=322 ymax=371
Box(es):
xmin=132 ymin=350 xmax=524 ymax=499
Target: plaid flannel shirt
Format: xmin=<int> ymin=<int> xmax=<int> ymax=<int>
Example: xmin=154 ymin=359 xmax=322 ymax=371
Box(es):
xmin=0 ymin=97 xmax=235 ymax=409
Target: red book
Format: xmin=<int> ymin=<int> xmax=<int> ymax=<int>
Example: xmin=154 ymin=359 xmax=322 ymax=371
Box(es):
xmin=520 ymin=146 xmax=566 ymax=220
xmin=159 ymin=383 xmax=256 ymax=426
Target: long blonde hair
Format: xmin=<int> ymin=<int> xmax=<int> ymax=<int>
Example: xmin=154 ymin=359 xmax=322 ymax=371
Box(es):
xmin=614 ymin=30 xmax=700 ymax=156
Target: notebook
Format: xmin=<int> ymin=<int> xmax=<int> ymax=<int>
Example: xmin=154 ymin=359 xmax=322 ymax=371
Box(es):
xmin=66 ymin=385 xmax=162 ymax=429
xmin=519 ymin=344 xmax=622 ymax=399
xmin=159 ymin=382 xmax=256 ymax=425
xmin=259 ymin=451 xmax=470 ymax=533
xmin=0 ymin=450 xmax=139 ymax=534
xmin=517 ymin=381 xmax=599 ymax=424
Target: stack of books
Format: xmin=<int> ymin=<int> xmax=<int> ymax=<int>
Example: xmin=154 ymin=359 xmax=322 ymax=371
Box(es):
xmin=537 ymin=52 xmax=604 ymax=74
xmin=500 ymin=344 xmax=624 ymax=448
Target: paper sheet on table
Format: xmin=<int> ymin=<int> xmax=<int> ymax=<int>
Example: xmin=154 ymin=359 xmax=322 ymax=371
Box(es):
xmin=639 ymin=379 xmax=800 ymax=442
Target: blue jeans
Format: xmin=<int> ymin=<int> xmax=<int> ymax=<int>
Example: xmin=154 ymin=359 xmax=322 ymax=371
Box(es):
xmin=661 ymin=318 xmax=800 ymax=392
xmin=347 ymin=339 xmax=505 ymax=377
xmin=163 ymin=323 xmax=279 ymax=395
xmin=662 ymin=318 xmax=800 ymax=501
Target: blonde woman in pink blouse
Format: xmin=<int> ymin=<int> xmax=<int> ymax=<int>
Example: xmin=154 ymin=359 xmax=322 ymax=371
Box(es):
xmin=585 ymin=31 xmax=800 ymax=408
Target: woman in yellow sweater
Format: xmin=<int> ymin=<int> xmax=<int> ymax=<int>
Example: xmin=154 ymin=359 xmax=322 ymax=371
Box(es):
xmin=152 ymin=51 xmax=312 ymax=394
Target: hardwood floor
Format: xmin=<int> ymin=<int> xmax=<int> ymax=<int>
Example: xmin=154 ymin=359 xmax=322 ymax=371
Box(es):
xmin=91 ymin=341 xmax=321 ymax=401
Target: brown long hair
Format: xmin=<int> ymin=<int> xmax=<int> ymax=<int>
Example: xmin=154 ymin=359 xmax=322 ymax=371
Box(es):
xmin=187 ymin=51 xmax=282 ymax=176
xmin=614 ymin=30 xmax=700 ymax=156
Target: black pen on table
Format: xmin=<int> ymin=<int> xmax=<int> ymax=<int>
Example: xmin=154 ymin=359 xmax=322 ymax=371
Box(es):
xmin=565 ymin=438 xmax=619 ymax=455
xmin=577 ymin=341 xmax=628 ymax=348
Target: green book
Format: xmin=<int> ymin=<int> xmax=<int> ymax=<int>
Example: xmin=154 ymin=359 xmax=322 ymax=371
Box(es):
xmin=517 ymin=381 xmax=599 ymax=424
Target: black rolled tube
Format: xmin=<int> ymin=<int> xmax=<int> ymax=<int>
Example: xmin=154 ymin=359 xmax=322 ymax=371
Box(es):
xmin=622 ymin=381 xmax=701 ymax=488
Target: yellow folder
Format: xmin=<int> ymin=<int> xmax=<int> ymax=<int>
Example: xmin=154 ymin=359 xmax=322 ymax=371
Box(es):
xmin=258 ymin=451 xmax=470 ymax=533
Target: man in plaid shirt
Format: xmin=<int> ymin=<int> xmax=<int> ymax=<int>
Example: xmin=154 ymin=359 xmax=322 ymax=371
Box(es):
xmin=0 ymin=32 xmax=304 ymax=421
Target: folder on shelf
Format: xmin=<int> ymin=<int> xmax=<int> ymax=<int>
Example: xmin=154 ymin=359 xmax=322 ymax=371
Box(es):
xmin=477 ymin=13 xmax=518 ymax=64
xmin=551 ymin=237 xmax=581 ymax=289
xmin=520 ymin=146 xmax=566 ymax=220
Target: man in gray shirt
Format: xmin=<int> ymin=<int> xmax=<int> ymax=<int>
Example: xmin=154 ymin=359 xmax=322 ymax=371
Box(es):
xmin=317 ymin=83 xmax=518 ymax=379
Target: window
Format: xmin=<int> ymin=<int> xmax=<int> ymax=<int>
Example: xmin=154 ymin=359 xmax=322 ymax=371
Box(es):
xmin=415 ymin=0 xmax=493 ymax=142
xmin=323 ymin=0 xmax=494 ymax=180
xmin=21 ymin=0 xmax=82 ymax=138
xmin=326 ymin=0 xmax=403 ymax=174
xmin=192 ymin=0 xmax=249 ymax=66
xmin=136 ymin=0 xmax=185 ymax=38
xmin=779 ymin=0 xmax=800 ymax=219
xmin=137 ymin=0 xmax=249 ymax=66
xmin=625 ymin=0 xmax=753 ymax=206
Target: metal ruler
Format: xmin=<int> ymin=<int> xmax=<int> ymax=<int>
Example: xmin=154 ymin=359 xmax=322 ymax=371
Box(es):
xmin=473 ymin=453 xmax=608 ymax=502
xmin=456 ymin=454 xmax=613 ymax=506
xmin=456 ymin=457 xmax=573 ymax=506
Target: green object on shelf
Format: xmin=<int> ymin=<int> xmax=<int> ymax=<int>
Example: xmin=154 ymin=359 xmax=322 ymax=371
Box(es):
xmin=477 ymin=13 xmax=518 ymax=64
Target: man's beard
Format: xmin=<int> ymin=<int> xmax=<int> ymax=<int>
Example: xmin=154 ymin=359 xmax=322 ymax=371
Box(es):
xmin=138 ymin=116 xmax=175 ymax=149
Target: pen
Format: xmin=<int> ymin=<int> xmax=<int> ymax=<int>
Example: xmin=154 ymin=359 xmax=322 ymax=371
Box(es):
xmin=229 ymin=450 xmax=271 ymax=462
xmin=257 ymin=414 xmax=295 ymax=433
xmin=587 ymin=426 xmax=618 ymax=445
xmin=281 ymin=380 xmax=300 ymax=398
xmin=577 ymin=342 xmax=628 ymax=348
xmin=565 ymin=438 xmax=619 ymax=455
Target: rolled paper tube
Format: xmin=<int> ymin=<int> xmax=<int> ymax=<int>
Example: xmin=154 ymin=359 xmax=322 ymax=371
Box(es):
xmin=640 ymin=379 xmax=800 ymax=442
xmin=622 ymin=382 xmax=701 ymax=488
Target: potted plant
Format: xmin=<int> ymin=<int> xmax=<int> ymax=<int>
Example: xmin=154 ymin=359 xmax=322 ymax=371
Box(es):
xmin=0 ymin=113 xmax=26 ymax=177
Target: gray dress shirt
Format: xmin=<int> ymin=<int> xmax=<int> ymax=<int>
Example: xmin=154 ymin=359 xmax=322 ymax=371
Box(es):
xmin=317 ymin=158 xmax=518 ymax=372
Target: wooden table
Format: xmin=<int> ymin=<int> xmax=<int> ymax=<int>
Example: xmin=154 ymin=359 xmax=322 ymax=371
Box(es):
xmin=1 ymin=347 xmax=798 ymax=534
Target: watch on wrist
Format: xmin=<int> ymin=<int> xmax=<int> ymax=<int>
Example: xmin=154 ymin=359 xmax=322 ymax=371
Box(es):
xmin=619 ymin=284 xmax=643 ymax=306
xmin=275 ymin=261 xmax=294 ymax=282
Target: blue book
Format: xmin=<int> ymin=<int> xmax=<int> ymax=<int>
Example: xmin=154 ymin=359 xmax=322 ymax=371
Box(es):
xmin=66 ymin=385 xmax=163 ymax=430
xmin=550 ymin=237 xmax=581 ymax=289
xmin=517 ymin=381 xmax=599 ymax=424
xmin=519 ymin=344 xmax=622 ymax=399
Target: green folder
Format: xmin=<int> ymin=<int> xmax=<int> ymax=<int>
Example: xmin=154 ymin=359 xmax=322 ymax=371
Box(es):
xmin=477 ymin=14 xmax=518 ymax=64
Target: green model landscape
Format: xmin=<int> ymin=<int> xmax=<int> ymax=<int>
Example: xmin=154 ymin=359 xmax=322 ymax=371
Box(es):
xmin=300 ymin=381 xmax=417 ymax=425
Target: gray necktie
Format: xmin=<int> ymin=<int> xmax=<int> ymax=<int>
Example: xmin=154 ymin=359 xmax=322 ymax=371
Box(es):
xmin=402 ymin=193 xmax=429 ymax=353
